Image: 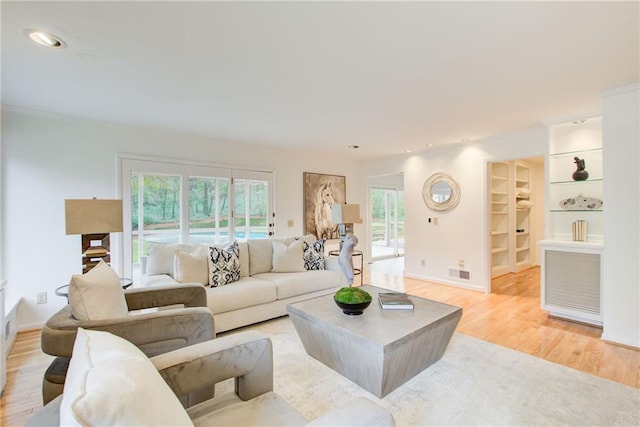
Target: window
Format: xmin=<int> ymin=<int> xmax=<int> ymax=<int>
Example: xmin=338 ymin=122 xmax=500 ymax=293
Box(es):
xmin=121 ymin=158 xmax=273 ymax=281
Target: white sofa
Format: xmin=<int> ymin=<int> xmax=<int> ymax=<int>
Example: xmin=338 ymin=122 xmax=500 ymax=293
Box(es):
xmin=141 ymin=235 xmax=345 ymax=333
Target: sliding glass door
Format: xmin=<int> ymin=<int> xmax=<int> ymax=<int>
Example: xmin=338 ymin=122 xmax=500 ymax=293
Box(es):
xmin=370 ymin=187 xmax=405 ymax=259
xmin=122 ymin=158 xmax=273 ymax=281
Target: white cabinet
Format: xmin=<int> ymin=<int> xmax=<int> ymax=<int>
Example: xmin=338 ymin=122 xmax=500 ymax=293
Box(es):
xmin=490 ymin=160 xmax=533 ymax=278
xmin=539 ymin=240 xmax=602 ymax=325
xmin=541 ymin=116 xmax=603 ymax=325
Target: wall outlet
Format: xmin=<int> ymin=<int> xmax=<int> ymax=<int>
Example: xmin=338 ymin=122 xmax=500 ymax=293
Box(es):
xmin=420 ymin=259 xmax=426 ymax=266
xmin=37 ymin=292 xmax=47 ymax=304
xmin=287 ymin=219 xmax=294 ymax=227
xmin=458 ymin=259 xmax=465 ymax=268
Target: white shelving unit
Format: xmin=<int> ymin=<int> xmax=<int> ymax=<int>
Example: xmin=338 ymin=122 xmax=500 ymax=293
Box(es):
xmin=541 ymin=116 xmax=603 ymax=325
xmin=490 ymin=162 xmax=509 ymax=277
xmin=490 ymin=160 xmax=532 ymax=278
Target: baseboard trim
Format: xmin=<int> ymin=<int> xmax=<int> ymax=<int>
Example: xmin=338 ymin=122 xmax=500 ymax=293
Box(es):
xmin=404 ymin=273 xmax=484 ymax=292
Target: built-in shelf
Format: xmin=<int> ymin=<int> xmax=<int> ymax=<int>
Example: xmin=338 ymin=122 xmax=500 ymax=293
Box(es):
xmin=541 ymin=117 xmax=603 ymax=326
xmin=490 ymin=160 xmax=532 ymax=278
xmin=549 ymin=178 xmax=603 ymax=185
xmin=549 ymin=147 xmax=602 ymax=157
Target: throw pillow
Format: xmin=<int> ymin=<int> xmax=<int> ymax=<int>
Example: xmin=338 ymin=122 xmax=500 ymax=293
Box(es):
xmin=174 ymin=246 xmax=208 ymax=285
xmin=60 ymin=328 xmax=193 ymax=427
xmin=271 ymin=240 xmax=305 ymax=273
xmin=146 ymin=243 xmax=197 ymax=277
xmin=247 ymin=238 xmax=274 ymax=275
xmin=68 ymin=261 xmax=129 ymax=321
xmin=302 ymin=239 xmax=326 ymax=270
xmin=208 ymin=241 xmax=240 ymax=287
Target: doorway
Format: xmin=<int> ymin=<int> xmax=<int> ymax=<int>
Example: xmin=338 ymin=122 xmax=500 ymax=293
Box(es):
xmin=488 ymin=156 xmax=544 ymax=291
xmin=369 ymin=173 xmax=405 ymax=260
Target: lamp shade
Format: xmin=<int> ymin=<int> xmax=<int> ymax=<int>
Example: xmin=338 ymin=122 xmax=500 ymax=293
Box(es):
xmin=65 ymin=199 xmax=123 ymax=235
xmin=331 ymin=204 xmax=362 ymax=224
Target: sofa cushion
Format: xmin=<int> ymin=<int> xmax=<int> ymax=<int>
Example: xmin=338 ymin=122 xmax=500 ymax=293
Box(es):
xmin=271 ymin=240 xmax=305 ymax=273
xmin=68 ymin=261 xmax=129 ymax=321
xmin=147 ymin=243 xmax=200 ymax=276
xmin=238 ymin=241 xmax=250 ymax=278
xmin=188 ymin=391 xmax=306 ymax=426
xmin=60 ymin=328 xmax=193 ymax=427
xmin=174 ymin=247 xmax=209 ymax=285
xmin=253 ymin=270 xmax=341 ymax=300
xmin=208 ymin=241 xmax=241 ymax=287
xmin=206 ymin=277 xmax=277 ymax=314
xmin=248 ymin=239 xmax=274 ymax=275
xmin=143 ymin=274 xmax=180 ymax=287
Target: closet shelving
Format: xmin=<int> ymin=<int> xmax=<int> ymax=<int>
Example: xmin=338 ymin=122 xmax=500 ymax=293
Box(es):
xmin=490 ymin=161 xmax=532 ymax=278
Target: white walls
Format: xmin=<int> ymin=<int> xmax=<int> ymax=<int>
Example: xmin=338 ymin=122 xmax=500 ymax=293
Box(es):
xmin=364 ymin=128 xmax=547 ymax=291
xmin=601 ymin=85 xmax=640 ymax=347
xmin=1 ymin=108 xmax=366 ymax=329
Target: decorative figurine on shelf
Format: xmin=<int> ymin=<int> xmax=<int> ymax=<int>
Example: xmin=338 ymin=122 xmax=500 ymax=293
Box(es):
xmin=338 ymin=233 xmax=358 ymax=286
xmin=572 ymin=157 xmax=589 ymax=181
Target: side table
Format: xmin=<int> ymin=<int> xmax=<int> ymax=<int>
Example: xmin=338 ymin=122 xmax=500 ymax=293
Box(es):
xmin=328 ymin=249 xmax=363 ymax=286
xmin=55 ymin=278 xmax=133 ymax=300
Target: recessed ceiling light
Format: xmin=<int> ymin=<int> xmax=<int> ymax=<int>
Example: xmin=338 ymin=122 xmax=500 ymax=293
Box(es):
xmin=405 ymin=150 xmax=412 ymax=153
xmin=348 ymin=145 xmax=359 ymax=149
xmin=24 ymin=29 xmax=66 ymax=48
xmin=572 ymin=119 xmax=587 ymax=125
xmin=426 ymin=143 xmax=434 ymax=147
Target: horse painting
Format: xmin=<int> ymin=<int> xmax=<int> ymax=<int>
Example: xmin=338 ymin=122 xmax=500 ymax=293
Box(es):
xmin=303 ymin=172 xmax=346 ymax=240
xmin=314 ymin=182 xmax=338 ymax=239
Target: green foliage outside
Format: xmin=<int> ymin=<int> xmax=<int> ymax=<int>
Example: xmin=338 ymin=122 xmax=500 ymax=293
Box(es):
xmin=371 ymin=188 xmax=405 ymax=242
xmin=131 ymin=173 xmax=268 ymax=230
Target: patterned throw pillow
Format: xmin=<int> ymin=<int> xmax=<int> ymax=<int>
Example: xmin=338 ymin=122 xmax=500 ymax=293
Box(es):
xmin=208 ymin=241 xmax=240 ymax=287
xmin=302 ymin=239 xmax=326 ymax=270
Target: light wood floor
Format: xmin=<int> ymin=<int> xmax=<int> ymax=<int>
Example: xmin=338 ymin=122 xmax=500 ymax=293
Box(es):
xmin=2 ymin=259 xmax=638 ymax=426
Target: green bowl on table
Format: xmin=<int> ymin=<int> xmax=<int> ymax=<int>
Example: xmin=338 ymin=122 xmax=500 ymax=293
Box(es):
xmin=334 ymin=287 xmax=372 ymax=316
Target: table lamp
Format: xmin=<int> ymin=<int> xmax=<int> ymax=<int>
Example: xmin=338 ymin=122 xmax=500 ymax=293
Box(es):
xmin=330 ymin=203 xmax=362 ymax=249
xmin=65 ymin=198 xmax=123 ymax=273
xmin=331 ymin=204 xmax=362 ymax=286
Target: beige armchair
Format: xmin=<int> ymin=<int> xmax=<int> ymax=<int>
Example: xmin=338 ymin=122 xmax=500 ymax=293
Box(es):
xmin=41 ymin=283 xmax=215 ymax=404
xmin=28 ymin=329 xmax=395 ymax=426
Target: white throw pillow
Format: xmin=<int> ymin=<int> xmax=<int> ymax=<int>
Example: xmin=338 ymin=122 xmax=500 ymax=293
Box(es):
xmin=60 ymin=328 xmax=193 ymax=427
xmin=174 ymin=247 xmax=208 ymax=285
xmin=248 ymin=238 xmax=274 ymax=275
xmin=68 ymin=261 xmax=129 ymax=321
xmin=271 ymin=240 xmax=305 ymax=273
xmin=146 ymin=243 xmax=199 ymax=276
xmin=208 ymin=241 xmax=241 ymax=287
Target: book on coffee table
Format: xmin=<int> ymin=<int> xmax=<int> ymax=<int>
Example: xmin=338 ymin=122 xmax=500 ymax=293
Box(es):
xmin=378 ymin=292 xmax=414 ymax=310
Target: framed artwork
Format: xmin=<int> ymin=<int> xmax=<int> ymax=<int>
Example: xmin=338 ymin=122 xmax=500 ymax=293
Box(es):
xmin=303 ymin=172 xmax=346 ymax=239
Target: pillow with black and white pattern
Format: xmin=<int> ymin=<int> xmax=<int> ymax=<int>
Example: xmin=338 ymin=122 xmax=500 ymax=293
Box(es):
xmin=302 ymin=239 xmax=326 ymax=270
xmin=208 ymin=241 xmax=240 ymax=287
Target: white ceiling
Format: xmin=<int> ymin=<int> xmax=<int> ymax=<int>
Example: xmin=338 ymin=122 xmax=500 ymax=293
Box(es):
xmin=2 ymin=1 xmax=639 ymax=159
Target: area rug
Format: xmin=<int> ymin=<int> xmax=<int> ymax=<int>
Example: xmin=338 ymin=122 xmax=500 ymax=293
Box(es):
xmin=221 ymin=317 xmax=639 ymax=426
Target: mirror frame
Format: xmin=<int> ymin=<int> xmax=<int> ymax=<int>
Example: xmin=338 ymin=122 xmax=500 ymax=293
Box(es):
xmin=422 ymin=173 xmax=461 ymax=211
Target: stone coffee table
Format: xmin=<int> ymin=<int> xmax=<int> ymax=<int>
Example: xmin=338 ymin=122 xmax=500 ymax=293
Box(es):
xmin=287 ymin=285 xmax=462 ymax=398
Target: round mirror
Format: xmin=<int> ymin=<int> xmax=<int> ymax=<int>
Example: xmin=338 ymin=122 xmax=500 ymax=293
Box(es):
xmin=422 ymin=173 xmax=460 ymax=211
xmin=431 ymin=181 xmax=452 ymax=203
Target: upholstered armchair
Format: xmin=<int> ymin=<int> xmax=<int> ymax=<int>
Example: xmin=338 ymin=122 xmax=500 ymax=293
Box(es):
xmin=28 ymin=329 xmax=395 ymax=426
xmin=41 ymin=283 xmax=215 ymax=404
